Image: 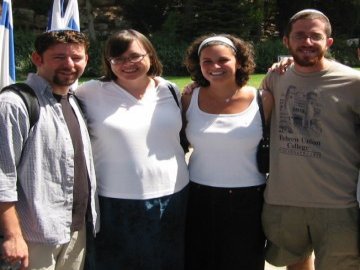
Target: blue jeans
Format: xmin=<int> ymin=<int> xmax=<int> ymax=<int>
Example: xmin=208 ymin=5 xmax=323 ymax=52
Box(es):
xmin=85 ymin=186 xmax=188 ymax=270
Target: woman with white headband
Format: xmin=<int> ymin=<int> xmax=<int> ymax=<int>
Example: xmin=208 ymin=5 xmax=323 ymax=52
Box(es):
xmin=183 ymin=34 xmax=273 ymax=270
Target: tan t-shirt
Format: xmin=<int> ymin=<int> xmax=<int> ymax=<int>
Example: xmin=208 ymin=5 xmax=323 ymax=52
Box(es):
xmin=262 ymin=61 xmax=360 ymax=208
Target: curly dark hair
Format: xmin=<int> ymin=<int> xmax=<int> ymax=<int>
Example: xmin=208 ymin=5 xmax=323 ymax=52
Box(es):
xmin=35 ymin=30 xmax=89 ymax=55
xmin=184 ymin=33 xmax=255 ymax=87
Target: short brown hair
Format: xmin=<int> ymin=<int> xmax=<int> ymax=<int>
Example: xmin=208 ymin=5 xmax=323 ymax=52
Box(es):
xmin=184 ymin=33 xmax=255 ymax=87
xmin=102 ymin=29 xmax=163 ymax=81
xmin=35 ymin=30 xmax=89 ymax=55
xmin=284 ymin=9 xmax=332 ymax=38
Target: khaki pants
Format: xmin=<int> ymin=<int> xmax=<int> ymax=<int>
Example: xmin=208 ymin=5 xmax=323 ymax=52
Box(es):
xmin=27 ymin=226 xmax=86 ymax=270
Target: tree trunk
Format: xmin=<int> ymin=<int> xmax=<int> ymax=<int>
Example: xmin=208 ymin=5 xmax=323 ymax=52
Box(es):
xmin=85 ymin=0 xmax=96 ymax=41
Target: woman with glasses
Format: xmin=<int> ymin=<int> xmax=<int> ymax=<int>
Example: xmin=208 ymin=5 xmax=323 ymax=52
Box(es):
xmin=75 ymin=29 xmax=189 ymax=270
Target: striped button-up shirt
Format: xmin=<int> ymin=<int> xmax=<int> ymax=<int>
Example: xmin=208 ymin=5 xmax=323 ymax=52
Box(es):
xmin=0 ymin=73 xmax=99 ymax=245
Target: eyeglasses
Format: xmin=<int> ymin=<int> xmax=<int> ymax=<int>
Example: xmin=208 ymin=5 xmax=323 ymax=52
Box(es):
xmin=291 ymin=33 xmax=325 ymax=42
xmin=109 ymin=53 xmax=148 ymax=65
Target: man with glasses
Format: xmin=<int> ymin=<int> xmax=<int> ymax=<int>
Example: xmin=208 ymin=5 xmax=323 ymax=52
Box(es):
xmin=0 ymin=30 xmax=99 ymax=270
xmin=261 ymin=9 xmax=360 ymax=270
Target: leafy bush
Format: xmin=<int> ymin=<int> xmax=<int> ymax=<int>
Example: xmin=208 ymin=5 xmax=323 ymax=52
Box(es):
xmin=14 ymin=30 xmax=36 ymax=79
xmin=254 ymin=39 xmax=288 ymax=73
xmin=330 ymin=38 xmax=359 ymax=67
xmin=84 ymin=39 xmax=105 ymax=78
xmin=151 ymin=33 xmax=189 ymax=76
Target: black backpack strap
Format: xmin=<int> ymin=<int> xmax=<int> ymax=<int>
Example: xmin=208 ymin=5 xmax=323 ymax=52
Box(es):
xmin=168 ymin=84 xmax=180 ymax=107
xmin=167 ymin=84 xmax=190 ymax=153
xmin=1 ymin=83 xmax=40 ymax=129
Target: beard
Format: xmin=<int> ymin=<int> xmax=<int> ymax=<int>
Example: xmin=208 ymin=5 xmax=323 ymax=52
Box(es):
xmin=288 ymin=45 xmax=325 ymax=67
xmin=53 ymin=70 xmax=80 ymax=86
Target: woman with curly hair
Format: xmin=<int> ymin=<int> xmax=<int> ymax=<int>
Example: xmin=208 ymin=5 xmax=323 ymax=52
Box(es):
xmin=182 ymin=34 xmax=273 ymax=270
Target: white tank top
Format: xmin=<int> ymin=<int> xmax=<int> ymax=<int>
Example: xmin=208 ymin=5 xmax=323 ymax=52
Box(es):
xmin=186 ymin=87 xmax=266 ymax=188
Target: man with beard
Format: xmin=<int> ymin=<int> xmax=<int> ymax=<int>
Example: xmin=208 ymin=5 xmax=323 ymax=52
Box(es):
xmin=0 ymin=30 xmax=99 ymax=269
xmin=261 ymin=9 xmax=360 ymax=270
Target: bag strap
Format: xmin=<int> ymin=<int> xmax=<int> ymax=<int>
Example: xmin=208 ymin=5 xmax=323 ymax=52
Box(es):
xmin=167 ymin=84 xmax=190 ymax=153
xmin=1 ymin=83 xmax=40 ymax=129
xmin=168 ymin=84 xmax=180 ymax=107
xmin=256 ymin=90 xmax=269 ymax=138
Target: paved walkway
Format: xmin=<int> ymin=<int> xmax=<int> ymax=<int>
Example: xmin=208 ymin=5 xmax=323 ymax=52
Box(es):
xmin=265 ymin=262 xmax=286 ymax=270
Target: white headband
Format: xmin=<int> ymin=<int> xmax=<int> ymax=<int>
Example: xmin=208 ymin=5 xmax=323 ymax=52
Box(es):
xmin=198 ymin=36 xmax=236 ymax=55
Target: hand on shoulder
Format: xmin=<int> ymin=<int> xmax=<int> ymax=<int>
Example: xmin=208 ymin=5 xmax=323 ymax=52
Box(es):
xmin=182 ymin=81 xmax=198 ymax=95
xmin=268 ymin=57 xmax=294 ymax=74
xmin=181 ymin=90 xmax=193 ymax=113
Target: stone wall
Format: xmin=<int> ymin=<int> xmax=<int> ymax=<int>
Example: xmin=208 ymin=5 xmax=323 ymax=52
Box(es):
xmin=9 ymin=0 xmax=125 ymax=39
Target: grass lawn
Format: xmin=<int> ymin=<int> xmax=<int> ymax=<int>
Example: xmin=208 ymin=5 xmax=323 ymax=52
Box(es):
xmin=79 ymin=74 xmax=265 ymax=90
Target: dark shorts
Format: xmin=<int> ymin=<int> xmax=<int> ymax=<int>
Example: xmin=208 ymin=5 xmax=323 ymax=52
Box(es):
xmin=185 ymin=182 xmax=266 ymax=270
xmin=85 ymin=186 xmax=188 ymax=270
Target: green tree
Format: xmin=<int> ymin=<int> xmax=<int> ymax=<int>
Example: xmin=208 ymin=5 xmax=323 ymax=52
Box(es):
xmin=118 ymin=0 xmax=177 ymax=35
xmin=178 ymin=0 xmax=264 ymax=42
xmin=275 ymin=0 xmax=360 ymax=39
xmin=262 ymin=0 xmax=279 ymax=38
xmin=317 ymin=0 xmax=360 ymax=38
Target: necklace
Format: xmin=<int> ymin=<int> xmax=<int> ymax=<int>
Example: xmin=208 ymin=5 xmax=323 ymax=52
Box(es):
xmin=224 ymin=88 xmax=240 ymax=103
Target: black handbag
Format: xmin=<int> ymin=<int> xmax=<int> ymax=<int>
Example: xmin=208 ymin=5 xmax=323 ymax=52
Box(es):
xmin=256 ymin=90 xmax=270 ymax=174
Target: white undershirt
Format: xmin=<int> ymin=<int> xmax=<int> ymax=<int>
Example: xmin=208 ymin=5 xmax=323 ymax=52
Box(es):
xmin=186 ymin=87 xmax=266 ymax=188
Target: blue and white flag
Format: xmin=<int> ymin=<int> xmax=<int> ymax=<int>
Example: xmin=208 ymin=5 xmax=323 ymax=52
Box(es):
xmin=0 ymin=0 xmax=15 ymax=88
xmin=48 ymin=0 xmax=80 ymax=31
